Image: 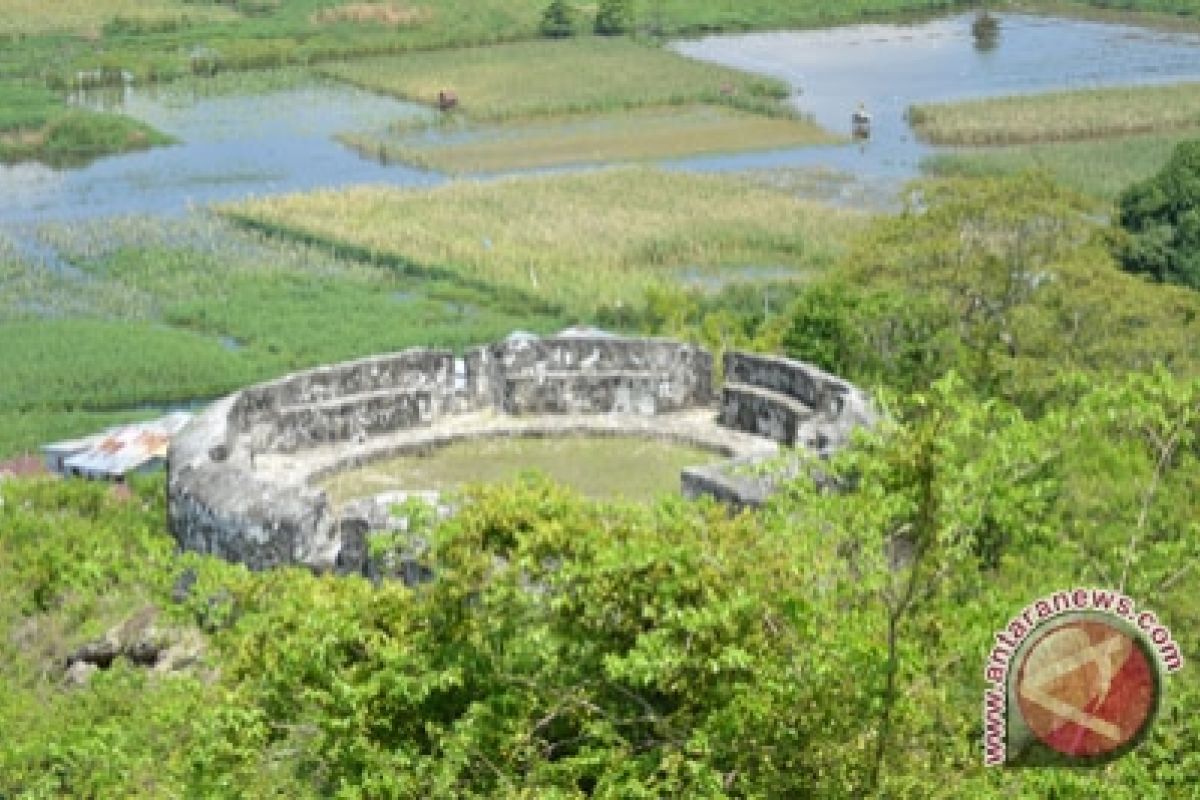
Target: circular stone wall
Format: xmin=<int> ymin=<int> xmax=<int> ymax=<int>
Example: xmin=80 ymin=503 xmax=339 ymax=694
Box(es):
xmin=167 ymin=332 xmax=873 ymax=574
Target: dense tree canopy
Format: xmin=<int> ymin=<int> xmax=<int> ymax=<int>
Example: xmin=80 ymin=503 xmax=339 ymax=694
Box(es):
xmin=1117 ymin=138 xmax=1200 ymax=288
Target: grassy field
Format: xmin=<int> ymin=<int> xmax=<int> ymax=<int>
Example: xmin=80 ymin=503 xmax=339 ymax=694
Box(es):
xmin=322 ymin=435 xmax=721 ymax=505
xmin=0 ymin=0 xmax=236 ymax=36
xmin=341 ymin=105 xmax=835 ymax=174
xmin=316 ymin=38 xmax=795 ymax=121
xmin=910 ymin=82 xmax=1200 ymax=145
xmin=0 ymin=215 xmax=565 ymax=457
xmin=222 ymin=167 xmax=863 ymax=314
xmin=923 ymin=130 xmax=1197 ymax=201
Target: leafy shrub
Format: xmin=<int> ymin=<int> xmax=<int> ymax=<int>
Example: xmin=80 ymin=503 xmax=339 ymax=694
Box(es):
xmin=1117 ymin=138 xmax=1200 ymax=288
xmin=594 ymin=0 xmax=633 ymax=35
xmin=539 ymin=0 xmax=577 ymax=38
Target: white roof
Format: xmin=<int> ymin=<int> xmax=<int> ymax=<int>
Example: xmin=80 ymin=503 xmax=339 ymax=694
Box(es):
xmin=56 ymin=413 xmax=192 ymax=477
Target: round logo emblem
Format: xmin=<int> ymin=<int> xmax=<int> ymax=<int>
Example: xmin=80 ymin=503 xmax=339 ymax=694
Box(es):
xmin=1014 ymin=617 xmax=1159 ymax=761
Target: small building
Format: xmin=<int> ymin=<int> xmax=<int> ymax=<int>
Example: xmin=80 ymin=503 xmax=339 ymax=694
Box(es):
xmin=42 ymin=436 xmax=101 ymax=475
xmin=43 ymin=413 xmax=193 ymax=482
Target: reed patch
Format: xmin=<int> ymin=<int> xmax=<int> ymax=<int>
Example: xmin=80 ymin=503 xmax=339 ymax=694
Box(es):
xmin=910 ymin=83 xmax=1200 ymax=146
xmin=341 ymin=105 xmax=835 ymax=174
xmin=221 ymin=167 xmax=863 ymax=314
xmin=310 ymin=3 xmax=433 ymax=28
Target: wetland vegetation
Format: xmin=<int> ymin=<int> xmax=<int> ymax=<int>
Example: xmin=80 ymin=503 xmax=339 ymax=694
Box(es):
xmin=222 ymin=167 xmax=861 ymax=314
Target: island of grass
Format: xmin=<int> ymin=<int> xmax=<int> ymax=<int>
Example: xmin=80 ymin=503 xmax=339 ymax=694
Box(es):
xmin=320 ymin=38 xmax=836 ymax=172
xmin=0 ymin=85 xmax=172 ymax=167
xmin=221 ymin=166 xmax=863 ymax=315
xmin=913 ymin=82 xmax=1200 ymax=201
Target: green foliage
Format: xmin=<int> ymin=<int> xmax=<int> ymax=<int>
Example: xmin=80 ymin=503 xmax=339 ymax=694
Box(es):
xmin=0 ymin=319 xmax=262 ymax=412
xmin=3 ymin=366 xmax=1198 ymax=796
xmin=773 ymin=279 xmax=956 ymax=392
xmin=0 ymin=216 xmax=565 ymax=458
xmin=765 ymin=173 xmax=1200 ymax=410
xmin=0 ymin=87 xmax=173 ymax=167
xmin=1117 ymin=138 xmax=1200 ymax=288
xmin=539 ymin=0 xmax=578 ymax=38
xmin=594 ymin=0 xmax=633 ymax=35
xmin=0 ymin=83 xmax=62 ymax=130
xmin=923 ymin=131 xmax=1195 ymax=203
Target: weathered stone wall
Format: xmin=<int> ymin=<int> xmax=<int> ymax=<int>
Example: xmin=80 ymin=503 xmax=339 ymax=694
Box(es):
xmin=228 ymin=349 xmax=464 ymax=454
xmin=167 ymin=395 xmax=341 ymax=572
xmin=476 ymin=336 xmax=712 ymax=415
xmin=168 ymin=335 xmax=871 ymax=575
xmin=168 ymin=334 xmax=718 ymax=572
xmin=720 ymin=351 xmax=873 ymax=452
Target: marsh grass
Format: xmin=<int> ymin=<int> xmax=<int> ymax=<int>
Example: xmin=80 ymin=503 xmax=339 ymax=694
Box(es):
xmin=316 ymin=37 xmax=795 ymax=122
xmin=0 ymin=110 xmax=173 ymax=167
xmin=923 ymin=131 xmax=1197 ymax=201
xmin=0 ymin=0 xmax=236 ymax=36
xmin=340 ymin=105 xmax=835 ymax=174
xmin=0 ymin=215 xmax=565 ymax=456
xmin=910 ymin=82 xmax=1200 ymax=146
xmin=222 ymin=167 xmax=863 ymax=314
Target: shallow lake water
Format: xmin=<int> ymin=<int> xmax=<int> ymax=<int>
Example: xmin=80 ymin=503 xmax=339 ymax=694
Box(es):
xmin=670 ymin=12 xmax=1200 ymax=183
xmin=0 ymin=82 xmax=440 ymax=225
xmin=321 ymin=435 xmax=722 ymax=505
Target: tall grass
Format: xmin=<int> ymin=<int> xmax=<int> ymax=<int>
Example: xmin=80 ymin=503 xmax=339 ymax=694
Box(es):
xmin=0 ymin=319 xmax=262 ymax=412
xmin=923 ymin=131 xmax=1197 ymax=202
xmin=341 ymin=105 xmax=835 ymax=174
xmin=0 ymin=214 xmax=565 ymax=456
xmin=316 ymin=38 xmax=795 ymax=122
xmin=0 ymin=110 xmax=172 ymax=167
xmin=222 ymin=167 xmax=864 ymax=314
xmin=0 ymin=0 xmax=235 ymax=36
xmin=910 ymin=83 xmax=1200 ymax=146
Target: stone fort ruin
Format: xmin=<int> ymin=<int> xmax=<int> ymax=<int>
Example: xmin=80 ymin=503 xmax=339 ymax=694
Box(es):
xmin=167 ymin=331 xmax=873 ymax=575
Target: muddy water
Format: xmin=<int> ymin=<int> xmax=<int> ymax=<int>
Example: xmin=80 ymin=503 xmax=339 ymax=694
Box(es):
xmin=670 ymin=12 xmax=1200 ymax=184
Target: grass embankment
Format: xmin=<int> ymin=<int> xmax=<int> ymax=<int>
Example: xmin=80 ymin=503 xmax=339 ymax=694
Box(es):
xmin=0 ymin=0 xmax=236 ymax=37
xmin=322 ymin=38 xmax=831 ymax=171
xmin=924 ymin=131 xmax=1197 ymax=202
xmin=341 ymin=105 xmax=833 ymax=174
xmin=317 ymin=38 xmax=795 ymax=122
xmin=0 ymin=84 xmax=171 ymax=166
xmin=0 ymin=216 xmax=565 ymax=458
xmin=910 ymin=82 xmax=1200 ymax=146
xmin=913 ymin=83 xmax=1200 ymax=201
xmin=222 ymin=167 xmax=863 ymax=315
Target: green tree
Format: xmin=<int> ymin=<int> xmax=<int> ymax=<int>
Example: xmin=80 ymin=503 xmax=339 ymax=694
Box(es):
xmin=539 ymin=0 xmax=577 ymax=38
xmin=1117 ymin=138 xmax=1200 ymax=288
xmin=594 ymin=0 xmax=634 ymax=35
